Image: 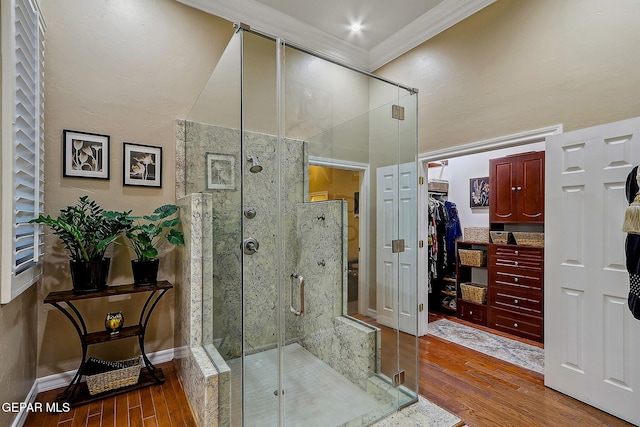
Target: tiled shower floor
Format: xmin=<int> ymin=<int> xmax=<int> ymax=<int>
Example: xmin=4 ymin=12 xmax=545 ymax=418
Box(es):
xmin=227 ymin=343 xmax=392 ymax=426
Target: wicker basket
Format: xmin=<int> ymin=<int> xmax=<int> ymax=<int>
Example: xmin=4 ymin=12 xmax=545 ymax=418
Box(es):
xmin=458 ymin=249 xmax=487 ymax=267
xmin=84 ymin=356 xmax=142 ymax=395
xmin=460 ymin=283 xmax=487 ymax=304
xmin=490 ymin=231 xmax=510 ymax=244
xmin=464 ymin=227 xmax=489 ymax=243
xmin=512 ymin=232 xmax=544 ymax=247
xmin=428 ymin=179 xmax=449 ymax=193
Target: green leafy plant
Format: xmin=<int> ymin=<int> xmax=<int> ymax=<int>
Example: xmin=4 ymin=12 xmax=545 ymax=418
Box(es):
xmin=104 ymin=204 xmax=184 ymax=261
xmin=29 ymin=196 xmax=132 ymax=262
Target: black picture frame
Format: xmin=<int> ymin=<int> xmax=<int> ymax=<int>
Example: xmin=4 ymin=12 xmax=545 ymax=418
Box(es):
xmin=123 ymin=142 xmax=162 ymax=187
xmin=63 ymin=130 xmax=110 ymax=179
xmin=470 ymin=176 xmax=490 ymax=207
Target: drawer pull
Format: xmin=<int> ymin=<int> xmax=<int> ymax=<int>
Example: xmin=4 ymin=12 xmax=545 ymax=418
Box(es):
xmin=515 ymin=250 xmax=519 ymax=255
xmin=514 ymin=323 xmax=519 ymax=328
xmin=469 ymin=310 xmax=473 ymax=315
xmin=514 ymin=299 xmax=519 ymax=304
xmin=514 ymin=277 xmax=519 ymax=283
xmin=514 ymin=261 xmax=519 ymax=267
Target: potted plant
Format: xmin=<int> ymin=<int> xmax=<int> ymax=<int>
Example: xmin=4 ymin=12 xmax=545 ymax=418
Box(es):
xmin=29 ymin=196 xmax=131 ymax=293
xmin=104 ymin=204 xmax=184 ymax=286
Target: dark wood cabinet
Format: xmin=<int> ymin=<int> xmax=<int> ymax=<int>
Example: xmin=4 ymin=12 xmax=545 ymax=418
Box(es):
xmin=455 ymin=241 xmax=488 ymax=327
xmin=489 ymin=151 xmax=545 ymax=223
xmin=487 ymin=244 xmax=544 ymax=342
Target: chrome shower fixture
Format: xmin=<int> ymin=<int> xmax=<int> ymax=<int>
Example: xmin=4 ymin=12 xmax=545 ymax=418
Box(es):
xmin=247 ymin=155 xmax=263 ymax=173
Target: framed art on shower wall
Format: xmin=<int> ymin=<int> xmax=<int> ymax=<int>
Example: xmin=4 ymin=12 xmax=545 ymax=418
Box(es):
xmin=206 ymin=153 xmax=235 ymax=190
xmin=123 ymin=142 xmax=162 ymax=187
xmin=63 ymin=130 xmax=110 ymax=179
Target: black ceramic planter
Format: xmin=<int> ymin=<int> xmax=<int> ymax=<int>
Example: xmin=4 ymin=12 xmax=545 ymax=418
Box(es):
xmin=131 ymin=259 xmax=159 ymax=286
xmin=69 ymin=258 xmax=110 ymax=293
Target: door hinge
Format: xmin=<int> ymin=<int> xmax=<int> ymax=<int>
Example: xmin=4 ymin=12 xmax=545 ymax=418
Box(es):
xmin=418 ymin=240 xmax=424 ymax=248
xmin=419 ymin=176 xmax=424 ymax=185
xmin=392 ymin=239 xmax=405 ymax=253
xmin=392 ymin=370 xmax=406 ymax=387
xmin=419 ymin=303 xmax=424 ymax=312
xmin=392 ymin=104 xmax=405 ymax=120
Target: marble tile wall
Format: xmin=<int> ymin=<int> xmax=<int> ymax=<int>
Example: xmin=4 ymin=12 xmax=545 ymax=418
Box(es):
xmin=175 ymin=193 xmax=219 ymax=427
xmin=177 ymin=121 xmax=382 ymax=423
xmin=294 ymin=201 xmax=377 ymax=388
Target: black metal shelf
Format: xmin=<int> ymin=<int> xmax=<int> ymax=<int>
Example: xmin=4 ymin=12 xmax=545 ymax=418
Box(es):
xmin=44 ymin=281 xmax=172 ymax=407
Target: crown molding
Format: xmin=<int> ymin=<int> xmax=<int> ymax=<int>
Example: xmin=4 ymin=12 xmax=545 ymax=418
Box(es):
xmin=177 ymin=0 xmax=494 ymax=72
xmin=369 ymin=0 xmax=496 ymax=71
xmin=177 ymin=0 xmax=370 ymax=69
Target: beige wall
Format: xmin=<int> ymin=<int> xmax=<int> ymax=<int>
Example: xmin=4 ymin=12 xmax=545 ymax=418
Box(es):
xmin=37 ymin=0 xmax=233 ymax=377
xmin=375 ymin=0 xmax=640 ymax=154
xmin=0 ymin=288 xmax=38 ymax=425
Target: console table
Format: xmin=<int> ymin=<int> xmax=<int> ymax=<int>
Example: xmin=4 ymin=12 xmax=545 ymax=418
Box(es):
xmin=43 ymin=281 xmax=173 ymax=407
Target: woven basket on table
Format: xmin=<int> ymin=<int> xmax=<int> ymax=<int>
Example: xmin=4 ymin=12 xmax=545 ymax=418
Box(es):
xmin=460 ymin=283 xmax=487 ymax=304
xmin=84 ymin=356 xmax=142 ymax=395
xmin=512 ymin=232 xmax=544 ymax=247
xmin=464 ymin=227 xmax=489 ymax=243
xmin=458 ymin=249 xmax=487 ymax=267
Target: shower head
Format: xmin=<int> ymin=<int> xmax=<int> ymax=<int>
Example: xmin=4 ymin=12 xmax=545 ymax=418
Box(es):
xmin=247 ymin=155 xmax=263 ymax=173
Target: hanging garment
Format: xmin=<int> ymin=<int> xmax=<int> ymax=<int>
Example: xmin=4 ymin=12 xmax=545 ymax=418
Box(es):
xmin=444 ymin=201 xmax=462 ymax=274
xmin=624 ymin=166 xmax=640 ymax=320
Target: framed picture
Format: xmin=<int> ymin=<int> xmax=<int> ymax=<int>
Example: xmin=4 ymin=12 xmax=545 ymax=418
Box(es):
xmin=206 ymin=153 xmax=235 ymax=190
xmin=123 ymin=142 xmax=162 ymax=187
xmin=470 ymin=176 xmax=490 ymax=207
xmin=63 ymin=130 xmax=110 ymax=179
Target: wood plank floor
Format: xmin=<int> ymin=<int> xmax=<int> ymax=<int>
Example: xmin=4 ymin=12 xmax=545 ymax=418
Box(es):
xmin=24 ymin=362 xmax=196 ymax=427
xmin=363 ymin=312 xmax=634 ymax=427
xmin=23 ymin=317 xmax=635 ymax=427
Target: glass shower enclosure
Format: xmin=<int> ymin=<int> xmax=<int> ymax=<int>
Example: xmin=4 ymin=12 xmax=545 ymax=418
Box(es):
xmin=183 ymin=24 xmax=419 ymax=426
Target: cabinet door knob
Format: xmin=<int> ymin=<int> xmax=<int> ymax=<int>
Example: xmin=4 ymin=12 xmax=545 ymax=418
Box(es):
xmin=517 ymin=186 xmax=522 ymax=191
xmin=514 ymin=277 xmax=519 ymax=283
xmin=515 ymin=250 xmax=519 ymax=255
xmin=511 ymin=187 xmax=516 ymax=191
xmin=514 ymin=323 xmax=519 ymax=328
xmin=514 ymin=299 xmax=519 ymax=304
xmin=514 ymin=261 xmax=519 ymax=267
xmin=469 ymin=310 xmax=473 ymax=315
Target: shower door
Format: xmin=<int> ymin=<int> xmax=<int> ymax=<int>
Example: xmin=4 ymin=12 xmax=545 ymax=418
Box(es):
xmin=238 ymin=30 xmax=418 ymax=426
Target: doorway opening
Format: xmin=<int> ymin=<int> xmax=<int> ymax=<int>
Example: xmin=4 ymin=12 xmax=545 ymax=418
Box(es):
xmin=309 ymin=164 xmax=363 ymax=315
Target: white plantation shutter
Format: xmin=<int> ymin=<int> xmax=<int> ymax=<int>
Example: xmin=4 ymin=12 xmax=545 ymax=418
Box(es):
xmin=1 ymin=0 xmax=45 ymax=303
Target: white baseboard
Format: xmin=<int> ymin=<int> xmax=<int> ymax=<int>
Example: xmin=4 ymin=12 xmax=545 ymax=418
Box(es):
xmin=37 ymin=348 xmax=175 ymax=393
xmin=367 ymin=308 xmax=377 ymax=318
xmin=11 ymin=380 xmax=38 ymax=427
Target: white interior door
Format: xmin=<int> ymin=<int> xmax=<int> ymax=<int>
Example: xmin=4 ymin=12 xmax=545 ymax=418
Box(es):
xmin=545 ymin=117 xmax=640 ymax=425
xmin=376 ymin=163 xmax=417 ymax=334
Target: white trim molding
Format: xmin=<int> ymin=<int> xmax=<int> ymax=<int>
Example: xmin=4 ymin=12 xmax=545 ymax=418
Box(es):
xmin=10 ymin=381 xmax=38 ymax=427
xmin=369 ymin=0 xmax=496 ymax=70
xmin=177 ymin=0 xmax=494 ymax=71
xmin=419 ymin=124 xmax=563 ymax=162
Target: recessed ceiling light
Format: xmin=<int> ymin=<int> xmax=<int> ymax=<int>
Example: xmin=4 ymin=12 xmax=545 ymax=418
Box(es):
xmin=350 ymin=23 xmax=362 ymax=32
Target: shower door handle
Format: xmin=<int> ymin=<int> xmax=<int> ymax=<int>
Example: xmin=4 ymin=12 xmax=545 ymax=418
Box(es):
xmin=290 ymin=273 xmax=305 ymax=316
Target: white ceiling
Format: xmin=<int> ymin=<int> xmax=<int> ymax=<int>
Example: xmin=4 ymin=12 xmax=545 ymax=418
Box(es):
xmin=178 ymin=0 xmax=495 ymax=71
